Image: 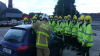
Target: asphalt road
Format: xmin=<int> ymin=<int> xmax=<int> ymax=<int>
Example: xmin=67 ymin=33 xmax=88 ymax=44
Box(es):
xmin=0 ymin=27 xmax=100 ymax=56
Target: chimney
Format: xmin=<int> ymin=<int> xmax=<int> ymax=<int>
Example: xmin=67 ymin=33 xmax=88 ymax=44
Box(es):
xmin=8 ymin=0 xmax=13 ymax=8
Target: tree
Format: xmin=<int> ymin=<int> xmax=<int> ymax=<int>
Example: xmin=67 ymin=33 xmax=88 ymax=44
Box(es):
xmin=22 ymin=13 xmax=28 ymax=15
xmin=53 ymin=0 xmax=80 ymax=18
xmin=29 ymin=12 xmax=35 ymax=15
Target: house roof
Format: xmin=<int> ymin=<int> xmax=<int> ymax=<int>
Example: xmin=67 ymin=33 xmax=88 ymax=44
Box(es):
xmin=2 ymin=8 xmax=22 ymax=13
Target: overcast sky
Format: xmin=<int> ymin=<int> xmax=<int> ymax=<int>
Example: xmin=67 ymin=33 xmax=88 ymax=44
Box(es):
xmin=0 ymin=0 xmax=100 ymax=15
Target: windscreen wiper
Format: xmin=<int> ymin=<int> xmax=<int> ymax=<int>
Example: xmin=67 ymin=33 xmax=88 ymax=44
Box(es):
xmin=8 ymin=39 xmax=19 ymax=42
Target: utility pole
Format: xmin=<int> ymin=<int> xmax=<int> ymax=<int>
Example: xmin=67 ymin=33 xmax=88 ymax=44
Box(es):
xmin=62 ymin=0 xmax=64 ymax=16
xmin=56 ymin=8 xmax=57 ymax=15
xmin=70 ymin=2 xmax=73 ymax=20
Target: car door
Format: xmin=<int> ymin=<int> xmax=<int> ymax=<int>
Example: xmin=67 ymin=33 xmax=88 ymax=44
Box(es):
xmin=28 ymin=28 xmax=37 ymax=56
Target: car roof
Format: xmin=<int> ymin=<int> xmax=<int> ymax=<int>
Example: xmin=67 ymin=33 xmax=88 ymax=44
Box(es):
xmin=13 ymin=24 xmax=32 ymax=30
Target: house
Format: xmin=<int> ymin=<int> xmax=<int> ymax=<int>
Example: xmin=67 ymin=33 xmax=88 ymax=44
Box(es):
xmin=2 ymin=0 xmax=22 ymax=21
xmin=0 ymin=1 xmax=7 ymax=17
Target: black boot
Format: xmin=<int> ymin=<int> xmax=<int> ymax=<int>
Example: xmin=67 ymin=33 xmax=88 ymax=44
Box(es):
xmin=67 ymin=46 xmax=69 ymax=50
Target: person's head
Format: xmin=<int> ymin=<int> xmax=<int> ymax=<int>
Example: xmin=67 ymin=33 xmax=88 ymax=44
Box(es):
xmin=39 ymin=15 xmax=42 ymax=20
xmin=24 ymin=17 xmax=28 ymax=23
xmin=79 ymin=15 xmax=84 ymax=24
xmin=85 ymin=15 xmax=92 ymax=24
xmin=73 ymin=15 xmax=77 ymax=23
xmin=54 ymin=15 xmax=58 ymax=21
xmin=50 ymin=16 xmax=53 ymax=21
xmin=58 ymin=16 xmax=62 ymax=22
xmin=64 ymin=16 xmax=68 ymax=21
xmin=33 ymin=16 xmax=37 ymax=23
xmin=41 ymin=14 xmax=49 ymax=21
xmin=67 ymin=15 xmax=71 ymax=20
xmin=35 ymin=14 xmax=38 ymax=17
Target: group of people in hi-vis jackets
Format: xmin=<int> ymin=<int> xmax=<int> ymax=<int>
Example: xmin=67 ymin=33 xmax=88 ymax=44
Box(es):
xmin=22 ymin=14 xmax=93 ymax=56
xmin=22 ymin=14 xmax=42 ymax=25
xmin=48 ymin=15 xmax=93 ymax=56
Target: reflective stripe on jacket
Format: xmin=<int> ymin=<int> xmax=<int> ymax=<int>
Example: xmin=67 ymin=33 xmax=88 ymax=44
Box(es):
xmin=78 ymin=23 xmax=85 ymax=43
xmin=65 ymin=21 xmax=72 ymax=35
xmin=36 ymin=31 xmax=49 ymax=46
xmin=72 ymin=22 xmax=79 ymax=37
xmin=54 ymin=21 xmax=59 ymax=33
xmin=48 ymin=21 xmax=52 ymax=28
xmin=82 ymin=24 xmax=93 ymax=47
xmin=60 ymin=22 xmax=65 ymax=35
xmin=32 ymin=21 xmax=51 ymax=48
xmin=48 ymin=21 xmax=55 ymax=32
xmin=55 ymin=21 xmax=63 ymax=35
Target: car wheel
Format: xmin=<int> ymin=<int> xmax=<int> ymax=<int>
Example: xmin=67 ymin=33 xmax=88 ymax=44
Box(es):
xmin=59 ymin=48 xmax=63 ymax=56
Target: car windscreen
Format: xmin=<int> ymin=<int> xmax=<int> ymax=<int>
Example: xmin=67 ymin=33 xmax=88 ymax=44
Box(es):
xmin=3 ymin=29 xmax=27 ymax=43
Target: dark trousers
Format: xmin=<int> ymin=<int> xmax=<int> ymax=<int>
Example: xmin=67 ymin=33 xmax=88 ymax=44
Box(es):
xmin=82 ymin=47 xmax=90 ymax=56
xmin=66 ymin=35 xmax=71 ymax=46
xmin=64 ymin=35 xmax=67 ymax=46
xmin=77 ymin=42 xmax=82 ymax=52
xmin=72 ymin=37 xmax=78 ymax=49
xmin=76 ymin=39 xmax=78 ymax=50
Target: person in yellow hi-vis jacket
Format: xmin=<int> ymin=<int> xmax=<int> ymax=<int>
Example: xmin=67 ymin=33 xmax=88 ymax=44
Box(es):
xmin=32 ymin=13 xmax=51 ymax=56
xmin=76 ymin=15 xmax=85 ymax=55
xmin=56 ymin=16 xmax=63 ymax=39
xmin=31 ymin=16 xmax=37 ymax=25
xmin=82 ymin=15 xmax=93 ymax=56
xmin=53 ymin=15 xmax=58 ymax=34
xmin=22 ymin=17 xmax=28 ymax=25
xmin=71 ymin=15 xmax=79 ymax=51
xmin=38 ymin=15 xmax=42 ymax=21
xmin=48 ymin=16 xmax=56 ymax=32
xmin=65 ymin=15 xmax=72 ymax=50
xmin=48 ymin=16 xmax=53 ymax=30
xmin=31 ymin=16 xmax=37 ymax=34
xmin=64 ymin=16 xmax=68 ymax=48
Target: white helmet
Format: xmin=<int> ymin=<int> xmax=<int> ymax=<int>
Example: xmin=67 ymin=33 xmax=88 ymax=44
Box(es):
xmin=42 ymin=14 xmax=49 ymax=21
